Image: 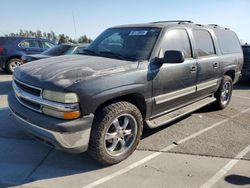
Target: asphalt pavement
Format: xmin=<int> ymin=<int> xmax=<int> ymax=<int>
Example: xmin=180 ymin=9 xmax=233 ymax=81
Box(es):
xmin=0 ymin=69 xmax=250 ymax=188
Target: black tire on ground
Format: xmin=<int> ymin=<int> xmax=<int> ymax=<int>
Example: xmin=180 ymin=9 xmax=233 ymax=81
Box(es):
xmin=6 ymin=58 xmax=22 ymax=74
xmin=88 ymin=101 xmax=143 ymax=166
xmin=213 ymin=75 xmax=233 ymax=110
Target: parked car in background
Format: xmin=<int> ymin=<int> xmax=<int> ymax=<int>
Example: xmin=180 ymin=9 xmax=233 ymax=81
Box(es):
xmin=0 ymin=37 xmax=55 ymax=73
xmin=241 ymin=45 xmax=250 ymax=81
xmin=21 ymin=43 xmax=89 ymax=64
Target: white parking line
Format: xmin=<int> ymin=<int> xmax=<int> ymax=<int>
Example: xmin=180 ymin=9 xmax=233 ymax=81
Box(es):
xmin=82 ymin=108 xmax=250 ymax=188
xmin=233 ymin=95 xmax=250 ymax=100
xmin=200 ymin=144 xmax=250 ymax=188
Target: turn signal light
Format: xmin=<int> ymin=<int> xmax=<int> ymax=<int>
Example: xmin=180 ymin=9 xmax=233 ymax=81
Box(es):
xmin=63 ymin=111 xmax=81 ymax=120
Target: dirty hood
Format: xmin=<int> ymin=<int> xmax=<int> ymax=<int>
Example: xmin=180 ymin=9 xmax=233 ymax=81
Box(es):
xmin=14 ymin=55 xmax=138 ymax=90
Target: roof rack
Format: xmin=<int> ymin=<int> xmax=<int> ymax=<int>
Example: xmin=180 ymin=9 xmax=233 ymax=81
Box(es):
xmin=207 ymin=24 xmax=230 ymax=30
xmin=195 ymin=24 xmax=204 ymax=27
xmin=151 ymin=20 xmax=194 ymax=24
xmin=208 ymin=24 xmax=219 ymax=27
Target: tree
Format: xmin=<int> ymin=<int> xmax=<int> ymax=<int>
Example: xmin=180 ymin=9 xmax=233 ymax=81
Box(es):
xmin=58 ymin=34 xmax=66 ymax=44
xmin=19 ymin=29 xmax=24 ymax=36
xmin=3 ymin=29 xmax=92 ymax=44
xmin=78 ymin=35 xmax=91 ymax=43
xmin=50 ymin=31 xmax=56 ymax=42
xmin=36 ymin=30 xmax=42 ymax=38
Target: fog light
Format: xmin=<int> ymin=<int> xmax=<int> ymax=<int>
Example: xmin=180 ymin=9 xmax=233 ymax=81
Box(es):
xmin=42 ymin=107 xmax=80 ymax=120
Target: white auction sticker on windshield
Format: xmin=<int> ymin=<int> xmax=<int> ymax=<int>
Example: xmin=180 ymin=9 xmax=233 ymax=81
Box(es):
xmin=129 ymin=30 xmax=148 ymax=36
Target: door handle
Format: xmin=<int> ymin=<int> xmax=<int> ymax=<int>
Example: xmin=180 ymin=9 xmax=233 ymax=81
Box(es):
xmin=213 ymin=62 xmax=218 ymax=68
xmin=191 ymin=66 xmax=197 ymax=72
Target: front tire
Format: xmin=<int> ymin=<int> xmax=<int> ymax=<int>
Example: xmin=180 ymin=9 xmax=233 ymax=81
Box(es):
xmin=214 ymin=75 xmax=233 ymax=109
xmin=6 ymin=58 xmax=22 ymax=74
xmin=88 ymin=101 xmax=143 ymax=166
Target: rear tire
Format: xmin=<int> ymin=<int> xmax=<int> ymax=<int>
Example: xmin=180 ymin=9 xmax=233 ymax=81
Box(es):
xmin=6 ymin=58 xmax=22 ymax=74
xmin=88 ymin=101 xmax=143 ymax=166
xmin=213 ymin=75 xmax=233 ymax=109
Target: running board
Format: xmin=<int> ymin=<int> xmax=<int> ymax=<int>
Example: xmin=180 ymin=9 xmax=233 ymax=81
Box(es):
xmin=146 ymin=97 xmax=216 ymax=129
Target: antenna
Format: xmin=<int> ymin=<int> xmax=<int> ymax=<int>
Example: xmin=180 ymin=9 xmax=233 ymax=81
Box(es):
xmin=72 ymin=11 xmax=77 ymax=40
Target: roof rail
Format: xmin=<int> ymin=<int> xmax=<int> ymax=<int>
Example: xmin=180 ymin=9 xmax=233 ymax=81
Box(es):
xmin=208 ymin=24 xmax=220 ymax=27
xmin=195 ymin=24 xmax=204 ymax=27
xmin=207 ymin=24 xmax=230 ymax=30
xmin=151 ymin=20 xmax=194 ymax=24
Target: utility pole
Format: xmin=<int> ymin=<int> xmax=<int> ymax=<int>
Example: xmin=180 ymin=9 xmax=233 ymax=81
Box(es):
xmin=72 ymin=11 xmax=77 ymax=41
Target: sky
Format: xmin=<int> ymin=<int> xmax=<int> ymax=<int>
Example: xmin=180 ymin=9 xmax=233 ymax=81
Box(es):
xmin=0 ymin=0 xmax=250 ymax=43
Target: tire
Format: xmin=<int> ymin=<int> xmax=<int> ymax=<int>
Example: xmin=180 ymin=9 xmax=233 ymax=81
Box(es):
xmin=88 ymin=101 xmax=143 ymax=166
xmin=213 ymin=75 xmax=233 ymax=109
xmin=6 ymin=58 xmax=22 ymax=74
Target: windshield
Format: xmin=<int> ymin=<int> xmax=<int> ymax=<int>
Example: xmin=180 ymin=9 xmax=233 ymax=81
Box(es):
xmin=83 ymin=27 xmax=161 ymax=61
xmin=41 ymin=45 xmax=72 ymax=56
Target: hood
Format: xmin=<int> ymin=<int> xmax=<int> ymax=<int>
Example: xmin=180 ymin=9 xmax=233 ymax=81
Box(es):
xmin=27 ymin=54 xmax=51 ymax=59
xmin=14 ymin=55 xmax=138 ymax=90
xmin=22 ymin=54 xmax=51 ymax=62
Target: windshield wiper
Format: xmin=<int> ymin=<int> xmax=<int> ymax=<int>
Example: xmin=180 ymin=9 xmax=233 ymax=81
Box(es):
xmin=99 ymin=51 xmax=129 ymax=60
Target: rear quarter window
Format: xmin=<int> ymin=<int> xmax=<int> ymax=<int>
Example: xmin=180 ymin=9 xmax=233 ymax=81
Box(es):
xmin=214 ymin=30 xmax=241 ymax=54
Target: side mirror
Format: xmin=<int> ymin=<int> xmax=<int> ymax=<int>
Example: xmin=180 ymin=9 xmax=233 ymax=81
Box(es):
xmin=162 ymin=50 xmax=185 ymax=64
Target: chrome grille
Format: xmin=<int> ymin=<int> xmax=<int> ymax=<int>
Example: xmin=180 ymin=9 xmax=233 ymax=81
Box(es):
xmin=14 ymin=79 xmax=42 ymax=97
xmin=13 ymin=78 xmax=42 ymax=112
xmin=12 ymin=78 xmax=80 ymax=114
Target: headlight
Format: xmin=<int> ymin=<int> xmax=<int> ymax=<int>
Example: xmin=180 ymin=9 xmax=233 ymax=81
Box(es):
xmin=42 ymin=90 xmax=79 ymax=103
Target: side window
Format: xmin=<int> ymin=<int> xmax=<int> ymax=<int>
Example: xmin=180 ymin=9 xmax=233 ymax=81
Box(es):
xmin=214 ymin=30 xmax=241 ymax=54
xmin=193 ymin=30 xmax=215 ymax=57
xmin=42 ymin=41 xmax=55 ymax=49
xmin=162 ymin=29 xmax=192 ymax=58
xmin=19 ymin=40 xmax=40 ymax=48
xmin=73 ymin=46 xmax=85 ymax=54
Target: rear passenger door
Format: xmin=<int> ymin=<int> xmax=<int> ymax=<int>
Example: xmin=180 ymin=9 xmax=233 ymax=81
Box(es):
xmin=152 ymin=29 xmax=197 ymax=116
xmin=192 ymin=29 xmax=220 ymax=97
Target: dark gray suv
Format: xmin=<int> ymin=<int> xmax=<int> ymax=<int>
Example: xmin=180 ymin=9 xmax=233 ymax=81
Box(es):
xmin=8 ymin=21 xmax=243 ymax=165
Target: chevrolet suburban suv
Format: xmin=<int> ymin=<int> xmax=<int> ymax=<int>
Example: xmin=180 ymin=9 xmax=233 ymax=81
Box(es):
xmin=8 ymin=21 xmax=243 ymax=165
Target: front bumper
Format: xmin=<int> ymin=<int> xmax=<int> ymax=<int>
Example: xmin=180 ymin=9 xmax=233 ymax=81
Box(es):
xmin=8 ymin=92 xmax=94 ymax=153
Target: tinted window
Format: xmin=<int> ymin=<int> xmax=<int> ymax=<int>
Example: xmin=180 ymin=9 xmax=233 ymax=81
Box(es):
xmin=243 ymin=46 xmax=250 ymax=55
xmin=162 ymin=29 xmax=192 ymax=58
xmin=19 ymin=40 xmax=40 ymax=48
xmin=41 ymin=41 xmax=55 ymax=49
xmin=86 ymin=27 xmax=161 ymax=61
xmin=41 ymin=45 xmax=71 ymax=56
xmin=214 ymin=30 xmax=241 ymax=54
xmin=193 ymin=30 xmax=215 ymax=57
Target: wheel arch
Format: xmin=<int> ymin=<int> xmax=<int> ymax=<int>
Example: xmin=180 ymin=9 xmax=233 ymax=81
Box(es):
xmin=94 ymin=93 xmax=147 ymax=120
xmin=3 ymin=55 xmax=22 ymax=68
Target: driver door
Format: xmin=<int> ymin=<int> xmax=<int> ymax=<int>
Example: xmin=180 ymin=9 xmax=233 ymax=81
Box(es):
xmin=152 ymin=29 xmax=197 ymax=116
